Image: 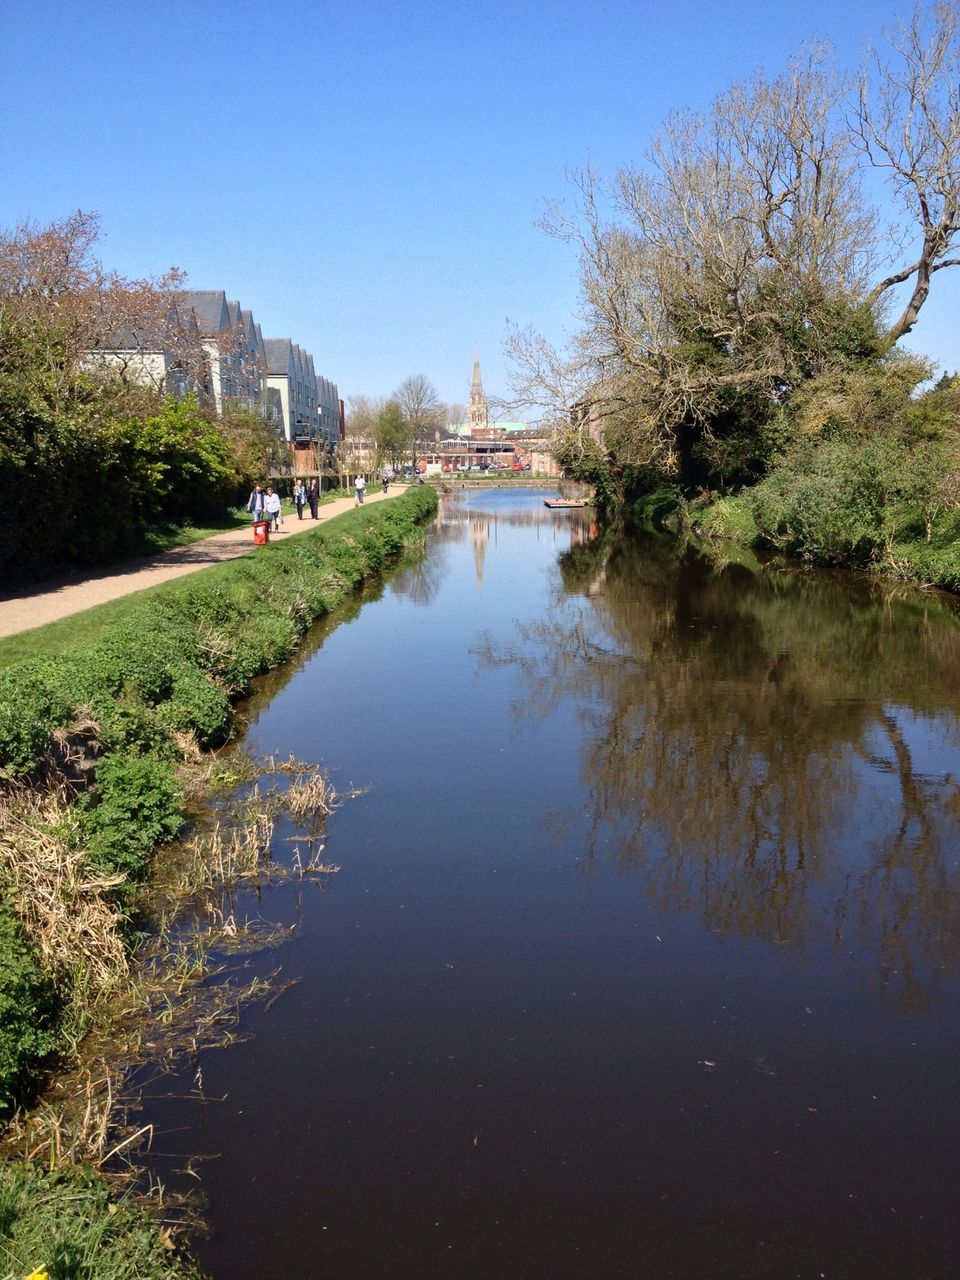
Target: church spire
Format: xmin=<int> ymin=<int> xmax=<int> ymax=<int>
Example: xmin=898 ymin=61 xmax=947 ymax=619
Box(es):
xmin=467 ymin=345 xmax=488 ymax=433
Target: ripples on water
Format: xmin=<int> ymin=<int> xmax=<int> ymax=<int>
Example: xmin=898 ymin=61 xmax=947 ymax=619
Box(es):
xmin=137 ymin=489 xmax=960 ymax=1279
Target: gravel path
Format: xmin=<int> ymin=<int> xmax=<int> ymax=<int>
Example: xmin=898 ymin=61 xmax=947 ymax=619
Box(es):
xmin=0 ymin=487 xmax=404 ymax=639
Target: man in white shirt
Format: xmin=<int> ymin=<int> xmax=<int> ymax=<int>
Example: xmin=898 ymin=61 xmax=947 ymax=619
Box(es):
xmin=354 ymin=474 xmax=366 ymax=505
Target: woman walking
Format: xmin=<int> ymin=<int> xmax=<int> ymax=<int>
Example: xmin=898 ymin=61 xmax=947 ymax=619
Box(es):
xmin=293 ymin=479 xmax=306 ymax=520
xmin=265 ymin=486 xmax=282 ymax=532
xmin=307 ymin=478 xmax=320 ymax=519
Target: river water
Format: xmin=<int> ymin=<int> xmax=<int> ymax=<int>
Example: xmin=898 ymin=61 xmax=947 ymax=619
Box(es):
xmin=138 ymin=489 xmax=960 ymax=1279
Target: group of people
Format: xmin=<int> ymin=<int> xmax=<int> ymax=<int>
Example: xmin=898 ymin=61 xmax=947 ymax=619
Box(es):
xmin=249 ymin=470 xmax=411 ymax=527
xmin=292 ymin=478 xmax=322 ymax=519
xmin=249 ymin=479 xmax=322 ymax=527
xmin=246 ymin=483 xmax=284 ymax=531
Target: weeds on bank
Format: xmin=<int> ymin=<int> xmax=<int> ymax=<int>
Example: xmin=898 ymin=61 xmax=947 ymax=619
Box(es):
xmin=3 ymin=752 xmax=346 ymax=1167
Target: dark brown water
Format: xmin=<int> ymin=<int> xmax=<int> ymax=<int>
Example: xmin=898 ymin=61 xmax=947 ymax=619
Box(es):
xmin=137 ymin=490 xmax=960 ymax=1279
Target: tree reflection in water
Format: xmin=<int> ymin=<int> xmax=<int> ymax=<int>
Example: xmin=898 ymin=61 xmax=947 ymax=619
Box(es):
xmin=479 ymin=530 xmax=960 ymax=1013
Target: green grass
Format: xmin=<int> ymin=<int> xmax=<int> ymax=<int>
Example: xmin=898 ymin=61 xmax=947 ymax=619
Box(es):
xmin=695 ymin=495 xmax=759 ymax=544
xmin=0 ymin=494 xmax=389 ymax=671
xmin=0 ymin=1159 xmax=203 ymax=1280
xmin=132 ymin=509 xmax=250 ymax=554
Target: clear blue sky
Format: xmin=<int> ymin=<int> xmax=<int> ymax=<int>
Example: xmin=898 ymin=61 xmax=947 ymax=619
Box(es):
xmin=1 ymin=0 xmax=956 ymax=408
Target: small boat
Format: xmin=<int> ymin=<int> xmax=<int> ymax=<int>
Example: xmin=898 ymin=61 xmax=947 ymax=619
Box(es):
xmin=544 ymin=497 xmax=590 ymax=508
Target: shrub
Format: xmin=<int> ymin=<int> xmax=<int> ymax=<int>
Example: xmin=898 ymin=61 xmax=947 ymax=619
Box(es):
xmin=85 ymin=692 xmax=171 ymax=756
xmin=155 ymin=666 xmax=233 ymax=748
xmin=0 ymin=662 xmax=73 ymax=775
xmin=79 ymin=754 xmax=183 ymax=883
xmin=749 ymin=434 xmax=948 ymax=566
xmin=0 ymin=901 xmax=59 ymax=1115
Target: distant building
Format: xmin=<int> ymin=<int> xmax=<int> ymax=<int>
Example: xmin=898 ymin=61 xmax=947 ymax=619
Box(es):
xmin=315 ymin=375 xmax=341 ymax=447
xmin=429 ymin=349 xmax=558 ymax=475
xmin=85 ymin=286 xmax=339 ymax=463
xmin=263 ymin=338 xmax=318 ymax=441
xmin=466 ymin=345 xmax=489 ymax=432
xmin=84 ymin=299 xmax=204 ymax=400
xmin=180 ymin=290 xmax=262 ymax=413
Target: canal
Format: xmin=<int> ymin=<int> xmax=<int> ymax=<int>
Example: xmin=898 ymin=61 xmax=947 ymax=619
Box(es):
xmin=138 ymin=488 xmax=960 ymax=1279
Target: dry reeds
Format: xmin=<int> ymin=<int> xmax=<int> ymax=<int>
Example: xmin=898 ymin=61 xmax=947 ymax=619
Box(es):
xmin=286 ymin=768 xmax=338 ymax=820
xmin=0 ymin=785 xmax=129 ymax=995
xmin=0 ymin=754 xmax=349 ymax=1190
xmin=174 ymin=811 xmax=275 ymax=896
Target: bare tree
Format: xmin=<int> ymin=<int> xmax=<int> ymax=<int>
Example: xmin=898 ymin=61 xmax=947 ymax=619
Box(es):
xmin=395 ymin=373 xmax=440 ymax=472
xmin=0 ymin=210 xmax=202 ymax=408
xmin=346 ymin=393 xmax=386 ymax=440
xmin=510 ymin=14 xmax=960 ymax=479
xmin=438 ymin=401 xmax=466 ymax=429
xmin=857 ymin=3 xmax=960 ymax=345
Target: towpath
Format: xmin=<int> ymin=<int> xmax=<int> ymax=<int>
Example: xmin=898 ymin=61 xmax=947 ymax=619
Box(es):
xmin=0 ymin=487 xmax=406 ymax=639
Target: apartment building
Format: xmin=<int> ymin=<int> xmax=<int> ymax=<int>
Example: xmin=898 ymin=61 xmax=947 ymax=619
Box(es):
xmin=315 ymin=375 xmax=341 ymax=447
xmin=263 ymin=338 xmax=320 ymax=441
xmin=85 ymin=286 xmax=334 ymax=450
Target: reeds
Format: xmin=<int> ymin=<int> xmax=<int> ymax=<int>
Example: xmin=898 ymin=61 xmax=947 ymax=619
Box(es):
xmin=0 ymin=784 xmax=129 ymax=996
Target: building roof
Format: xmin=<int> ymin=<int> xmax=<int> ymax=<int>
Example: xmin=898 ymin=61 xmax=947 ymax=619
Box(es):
xmin=449 ymin=421 xmax=534 ymax=437
xmin=181 ymin=290 xmax=230 ymax=335
xmin=263 ymin=338 xmax=294 ymax=375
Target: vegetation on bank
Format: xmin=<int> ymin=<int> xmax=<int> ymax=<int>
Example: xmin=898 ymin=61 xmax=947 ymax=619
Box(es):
xmin=0 ymin=213 xmax=290 ymax=586
xmin=509 ymin=6 xmax=960 ymax=587
xmin=1 ymin=1160 xmax=202 ymax=1280
xmin=635 ymin=368 xmax=960 ymax=592
xmin=0 ymin=486 xmax=437 ymax=1276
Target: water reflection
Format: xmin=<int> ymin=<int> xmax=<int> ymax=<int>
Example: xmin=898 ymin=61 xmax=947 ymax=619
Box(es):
xmin=424 ymin=493 xmax=596 ymax=593
xmin=484 ymin=531 xmax=960 ymax=1012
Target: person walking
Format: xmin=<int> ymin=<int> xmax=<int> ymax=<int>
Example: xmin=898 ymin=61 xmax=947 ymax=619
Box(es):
xmin=354 ymin=474 xmax=366 ymax=505
xmin=307 ymin=478 xmax=320 ymax=519
xmin=247 ymin=483 xmax=267 ymax=523
xmin=265 ymin=485 xmax=282 ymax=532
xmin=381 ymin=468 xmax=390 ymax=494
xmin=293 ymin=479 xmax=306 ymax=520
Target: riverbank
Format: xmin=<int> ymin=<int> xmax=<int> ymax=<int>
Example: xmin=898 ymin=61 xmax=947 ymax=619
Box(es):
xmin=0 ymin=486 xmax=398 ymax=653
xmin=629 ymin=486 xmax=960 ymax=597
xmin=0 ymin=485 xmax=438 ymax=1275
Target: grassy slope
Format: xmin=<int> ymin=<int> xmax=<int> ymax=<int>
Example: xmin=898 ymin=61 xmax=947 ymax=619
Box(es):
xmin=0 ymin=495 xmax=371 ymax=670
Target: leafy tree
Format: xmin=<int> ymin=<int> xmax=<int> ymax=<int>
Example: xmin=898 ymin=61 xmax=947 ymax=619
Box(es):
xmin=374 ymin=399 xmax=407 ymax=468
xmin=219 ymin=403 xmax=289 ymax=494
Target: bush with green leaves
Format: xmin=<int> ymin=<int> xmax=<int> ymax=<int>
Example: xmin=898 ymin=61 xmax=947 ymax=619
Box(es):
xmin=0 ymin=385 xmax=237 ymax=579
xmin=155 ymin=666 xmax=232 ymax=747
xmin=748 ymin=432 xmax=948 ymax=566
xmin=0 ymin=901 xmax=59 ymax=1116
xmin=0 ymin=661 xmax=74 ymax=776
xmin=79 ymin=753 xmax=184 ymax=883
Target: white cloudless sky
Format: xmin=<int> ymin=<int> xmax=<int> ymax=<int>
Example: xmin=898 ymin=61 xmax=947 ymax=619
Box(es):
xmin=1 ymin=0 xmax=956 ymax=408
